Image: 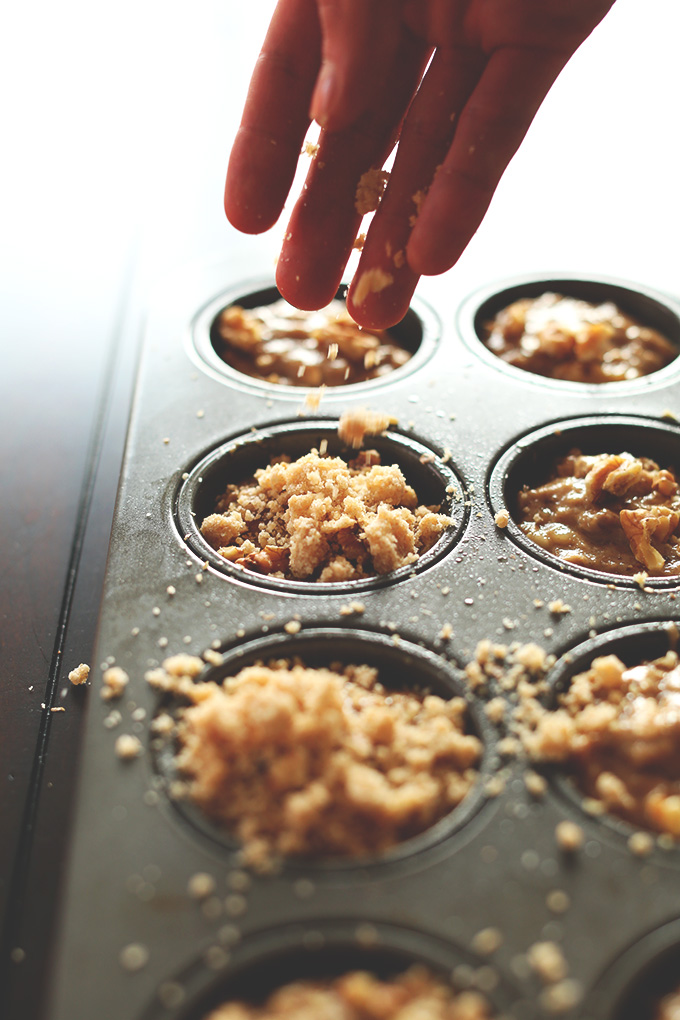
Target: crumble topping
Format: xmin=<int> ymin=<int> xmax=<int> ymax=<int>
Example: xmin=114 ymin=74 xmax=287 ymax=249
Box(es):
xmin=200 ymin=448 xmax=452 ymax=581
xmin=353 ymin=268 xmax=394 ymax=308
xmin=203 ymin=967 xmax=493 ymax=1020
xmin=517 ymin=450 xmax=680 ymax=575
xmin=68 ymin=662 xmax=90 ymax=686
xmin=337 ymin=408 xmax=397 ymax=448
xmin=483 ymin=293 xmax=676 ymax=382
xmin=157 ymin=658 xmax=482 ymax=867
xmin=355 ymin=169 xmax=390 ymax=215
xmin=215 ymin=299 xmax=410 ymax=387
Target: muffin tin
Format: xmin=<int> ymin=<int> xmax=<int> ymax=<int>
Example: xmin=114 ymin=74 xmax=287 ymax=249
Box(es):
xmin=48 ymin=260 xmax=680 ymax=1020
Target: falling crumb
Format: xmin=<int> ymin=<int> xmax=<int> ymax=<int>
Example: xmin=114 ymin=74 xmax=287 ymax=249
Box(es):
xmin=304 ymin=385 xmax=327 ymax=411
xmin=50 ymin=706 xmax=65 ymax=713
xmin=527 ymin=941 xmax=568 ymax=984
xmin=393 ymin=249 xmax=405 ymax=269
xmin=471 ymin=928 xmax=503 ymax=956
xmin=68 ymin=663 xmax=90 ymax=686
xmin=539 ymin=978 xmax=583 ymax=1014
xmin=548 ymin=599 xmax=572 ymax=615
xmin=555 ymin=820 xmax=584 ymax=852
xmin=524 ymin=771 xmax=547 ymax=798
xmin=304 ymin=141 xmax=319 ymax=157
xmin=339 ymin=602 xmax=365 ymax=616
xmin=101 ymin=666 xmax=129 ymax=701
xmin=166 ymin=585 xmax=176 ymax=596
xmin=197 ymin=409 xmax=205 ymax=419
xmin=494 ymin=509 xmax=510 ymax=528
xmin=633 ymin=571 xmax=649 ymax=588
xmin=119 ymin=943 xmax=149 ymax=972
xmin=152 ymin=606 xmax=161 ymax=617
xmin=439 ymin=623 xmax=453 ymax=641
xmin=353 ymin=267 xmax=394 ymax=307
xmin=352 ymin=233 xmax=366 ymax=251
xmin=354 ymin=168 xmax=390 ymax=215
xmin=187 ymin=872 xmax=217 ymax=899
xmin=337 ymin=407 xmax=397 ymax=448
xmin=284 ymin=620 xmax=301 ymax=635
xmin=628 ymin=831 xmax=654 ymax=857
xmin=546 ymin=890 xmax=570 ymax=914
xmin=115 ymin=734 xmax=143 ymax=760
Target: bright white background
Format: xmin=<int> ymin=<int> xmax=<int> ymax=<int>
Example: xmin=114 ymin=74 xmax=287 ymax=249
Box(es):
xmin=0 ymin=0 xmax=678 ymax=370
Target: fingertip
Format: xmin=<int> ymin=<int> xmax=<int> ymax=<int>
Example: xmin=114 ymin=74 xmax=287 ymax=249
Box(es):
xmin=275 ymin=253 xmax=342 ymax=311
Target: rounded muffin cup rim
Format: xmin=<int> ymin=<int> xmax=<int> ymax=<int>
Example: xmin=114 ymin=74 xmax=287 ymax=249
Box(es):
xmin=535 ymin=620 xmax=680 ymax=857
xmin=188 ymin=278 xmax=441 ymax=399
xmin=150 ymin=625 xmax=498 ymax=873
xmin=456 ymin=271 xmax=680 ymax=393
xmin=487 ymin=413 xmax=680 ymax=590
xmin=138 ymin=917 xmax=520 ymax=1020
xmin=174 ymin=419 xmax=469 ymax=594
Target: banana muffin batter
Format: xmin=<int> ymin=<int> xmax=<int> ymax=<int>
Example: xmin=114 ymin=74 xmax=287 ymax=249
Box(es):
xmin=516 ymin=449 xmax=680 ymax=576
xmin=483 ymin=293 xmax=676 ymax=382
xmin=215 ymin=299 xmax=411 ymax=386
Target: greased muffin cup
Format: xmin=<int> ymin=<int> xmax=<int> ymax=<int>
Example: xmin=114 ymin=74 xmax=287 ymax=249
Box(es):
xmin=48 ymin=262 xmax=680 ymax=1020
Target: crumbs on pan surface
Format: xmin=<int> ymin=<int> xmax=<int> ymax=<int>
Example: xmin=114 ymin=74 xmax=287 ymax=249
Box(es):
xmin=148 ymin=657 xmax=482 ymax=869
xmin=200 ymin=448 xmax=451 ymax=582
xmin=203 ymin=967 xmax=494 ymax=1020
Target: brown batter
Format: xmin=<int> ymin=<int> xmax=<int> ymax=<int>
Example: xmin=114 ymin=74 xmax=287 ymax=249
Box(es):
xmin=168 ymin=659 xmax=482 ymax=866
xmin=523 ymin=651 xmax=680 ymax=837
xmin=201 ymin=448 xmax=451 ymax=582
xmin=517 ymin=450 xmax=680 ymax=576
xmin=203 ymin=968 xmax=493 ymax=1020
xmin=483 ymin=293 xmax=676 ymax=382
xmin=215 ymin=298 xmax=411 ymax=386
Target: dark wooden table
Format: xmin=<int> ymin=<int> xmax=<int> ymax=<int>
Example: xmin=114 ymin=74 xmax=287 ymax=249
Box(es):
xmin=1 ymin=2 xmax=678 ymax=1017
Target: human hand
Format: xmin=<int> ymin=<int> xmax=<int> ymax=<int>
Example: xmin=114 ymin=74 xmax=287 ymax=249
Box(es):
xmin=225 ymin=0 xmax=615 ymax=328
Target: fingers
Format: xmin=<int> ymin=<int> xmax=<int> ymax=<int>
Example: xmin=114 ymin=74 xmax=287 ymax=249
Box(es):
xmin=310 ymin=0 xmax=403 ymax=132
xmin=276 ymin=30 xmax=430 ymax=312
xmin=347 ymin=45 xmax=484 ymax=328
xmin=407 ymin=45 xmax=571 ymax=276
xmin=225 ymin=0 xmax=321 ymax=234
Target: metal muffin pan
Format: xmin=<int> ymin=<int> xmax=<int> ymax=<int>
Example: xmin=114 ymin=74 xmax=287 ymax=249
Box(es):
xmin=48 ymin=260 xmax=680 ymax=1020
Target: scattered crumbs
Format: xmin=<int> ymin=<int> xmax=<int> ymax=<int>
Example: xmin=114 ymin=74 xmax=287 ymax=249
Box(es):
xmin=441 ymin=586 xmax=450 ymax=595
xmin=548 ymin=599 xmax=571 ymax=615
xmin=119 ymin=943 xmax=149 ymax=972
xmin=546 ymin=891 xmax=571 ymax=916
xmin=68 ymin=663 xmax=90 ymax=686
xmin=103 ymin=710 xmax=122 ymax=730
xmin=539 ymin=978 xmax=583 ymax=1014
xmin=162 ymin=437 xmax=170 ymax=445
xmin=582 ymin=797 xmax=606 ymax=817
xmin=355 ymin=168 xmax=390 ymax=215
xmin=495 ymin=509 xmax=510 ymax=528
xmin=339 ymin=601 xmax=365 ymax=616
xmin=157 ymin=982 xmax=186 ymax=1009
xmin=152 ymin=606 xmax=161 ymax=617
xmin=50 ymin=706 xmax=66 ymax=713
xmin=304 ymin=385 xmax=327 ymax=412
xmin=502 ymin=617 xmax=516 ymax=631
xmin=662 ymin=409 xmax=678 ymax=421
xmin=293 ymin=878 xmax=315 ymax=899
xmin=227 ymin=870 xmax=251 ymax=892
xmin=464 ymin=598 xmax=474 ymax=606
xmin=236 ymin=628 xmax=246 ymax=639
xmin=337 ymin=407 xmax=397 ymax=448
xmin=183 ymin=635 xmax=192 ymax=645
xmin=115 ymin=734 xmax=143 ymax=760
xmin=471 ymin=927 xmax=503 ymax=956
xmin=527 ymin=941 xmax=568 ymax=984
xmin=485 ymin=698 xmax=506 ymax=725
xmin=524 ymin=771 xmax=547 ymax=798
xmin=484 ymin=775 xmax=505 ymax=798
xmin=628 ymin=831 xmax=654 ymax=857
xmin=194 ymin=573 xmax=203 ymax=584
xmin=633 ymin=570 xmax=649 ymax=589
xmin=555 ymin=820 xmax=584 ymax=853
xmin=439 ymin=623 xmax=453 ymax=641
xmin=204 ymin=945 xmax=230 ymax=970
xmin=203 ymin=649 xmax=224 ymax=667
xmin=225 ymin=894 xmax=247 ymax=918
xmin=196 ymin=409 xmax=205 ymax=419
xmin=158 ymin=637 xmax=169 ymax=649
xmin=284 ymin=620 xmax=302 ymax=635
xmin=187 ymin=872 xmax=216 ymax=899
xmin=182 ymin=472 xmax=189 ymax=480
xmin=353 ymin=267 xmax=394 ymax=307
xmin=101 ymin=666 xmax=129 ymax=701
xmin=497 ymin=736 xmax=520 ymax=758
xmin=352 ymin=233 xmax=366 ymax=251
xmin=533 ymin=599 xmax=544 ymax=609
xmin=131 ymin=627 xmax=140 ymax=636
